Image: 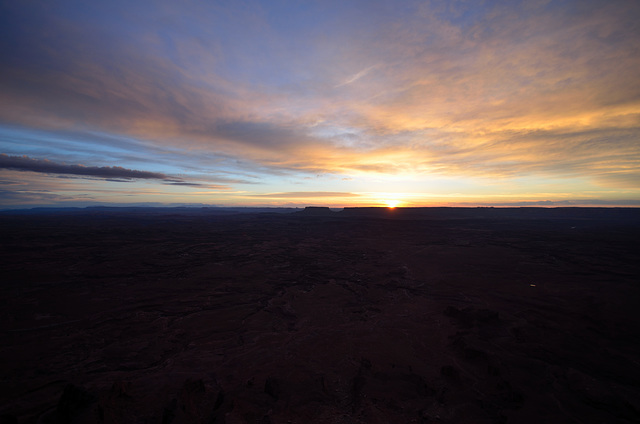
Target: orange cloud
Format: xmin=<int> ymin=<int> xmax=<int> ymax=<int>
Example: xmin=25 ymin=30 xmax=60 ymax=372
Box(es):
xmin=1 ymin=0 xmax=639 ymax=207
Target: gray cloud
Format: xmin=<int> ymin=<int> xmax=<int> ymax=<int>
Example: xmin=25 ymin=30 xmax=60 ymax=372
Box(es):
xmin=164 ymin=181 xmax=229 ymax=189
xmin=1 ymin=0 xmax=639 ymax=207
xmin=0 ymin=154 xmax=231 ymax=188
xmin=247 ymin=192 xmax=360 ymax=198
xmin=214 ymin=121 xmax=314 ymax=149
xmin=0 ymin=188 xmax=94 ymax=206
xmin=0 ymin=154 xmax=170 ymax=180
xmin=2 ymin=153 xmax=235 ymax=189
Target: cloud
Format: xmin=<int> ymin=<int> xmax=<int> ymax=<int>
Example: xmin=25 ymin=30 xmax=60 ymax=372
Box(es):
xmin=0 ymin=0 xmax=639 ymax=206
xmin=0 ymin=188 xmax=95 ymax=206
xmin=335 ymin=65 xmax=379 ymax=88
xmin=164 ymin=181 xmax=229 ymax=189
xmin=246 ymin=192 xmax=360 ymax=198
xmin=0 ymin=154 xmax=234 ymax=189
xmin=0 ymin=154 xmax=171 ymax=180
xmin=214 ymin=120 xmax=319 ymax=151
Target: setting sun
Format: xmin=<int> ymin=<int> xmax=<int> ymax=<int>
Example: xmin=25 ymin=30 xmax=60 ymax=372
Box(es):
xmin=0 ymin=0 xmax=638 ymax=210
xmin=385 ymin=199 xmax=401 ymax=208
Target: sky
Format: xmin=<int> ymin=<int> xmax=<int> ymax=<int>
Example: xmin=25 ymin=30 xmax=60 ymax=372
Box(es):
xmin=1 ymin=0 xmax=639 ymax=209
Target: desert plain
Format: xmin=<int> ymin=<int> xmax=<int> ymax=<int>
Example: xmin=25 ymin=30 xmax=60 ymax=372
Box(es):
xmin=1 ymin=207 xmax=639 ymax=423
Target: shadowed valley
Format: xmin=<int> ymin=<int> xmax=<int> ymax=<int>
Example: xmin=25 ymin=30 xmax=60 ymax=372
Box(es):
xmin=1 ymin=207 xmax=639 ymax=423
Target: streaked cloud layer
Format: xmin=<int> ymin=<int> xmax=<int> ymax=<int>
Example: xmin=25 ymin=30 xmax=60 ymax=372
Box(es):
xmin=1 ymin=0 xmax=639 ymax=208
xmin=1 ymin=154 xmax=170 ymax=181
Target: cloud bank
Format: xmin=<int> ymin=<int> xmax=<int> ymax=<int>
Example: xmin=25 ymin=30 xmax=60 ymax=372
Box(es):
xmin=0 ymin=154 xmax=169 ymax=181
xmin=1 ymin=0 xmax=639 ymax=207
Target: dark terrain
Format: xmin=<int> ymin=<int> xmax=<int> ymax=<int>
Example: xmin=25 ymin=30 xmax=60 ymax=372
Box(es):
xmin=1 ymin=207 xmax=639 ymax=423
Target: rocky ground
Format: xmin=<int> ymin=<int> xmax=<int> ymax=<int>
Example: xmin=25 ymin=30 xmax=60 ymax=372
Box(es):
xmin=1 ymin=208 xmax=639 ymax=423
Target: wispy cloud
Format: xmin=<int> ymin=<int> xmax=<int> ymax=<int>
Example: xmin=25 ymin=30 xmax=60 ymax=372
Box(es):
xmin=0 ymin=154 xmax=230 ymax=189
xmin=246 ymin=192 xmax=360 ymax=198
xmin=335 ymin=65 xmax=378 ymax=88
xmin=0 ymin=0 xmax=639 ymax=206
xmin=0 ymin=154 xmax=168 ymax=180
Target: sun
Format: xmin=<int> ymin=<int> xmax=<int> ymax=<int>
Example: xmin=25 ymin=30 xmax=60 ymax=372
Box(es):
xmin=384 ymin=199 xmax=401 ymax=208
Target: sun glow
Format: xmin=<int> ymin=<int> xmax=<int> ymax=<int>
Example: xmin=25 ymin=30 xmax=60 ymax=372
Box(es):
xmin=385 ymin=199 xmax=401 ymax=208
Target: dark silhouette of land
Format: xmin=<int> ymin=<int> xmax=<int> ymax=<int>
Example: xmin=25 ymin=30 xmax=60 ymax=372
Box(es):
xmin=1 ymin=207 xmax=639 ymax=423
